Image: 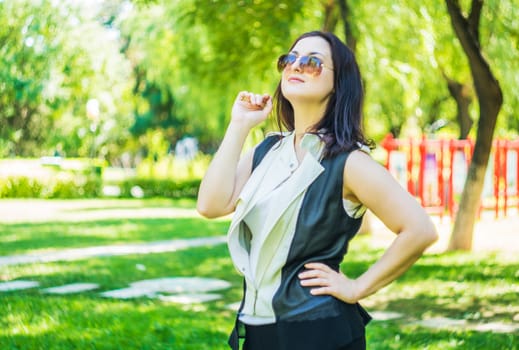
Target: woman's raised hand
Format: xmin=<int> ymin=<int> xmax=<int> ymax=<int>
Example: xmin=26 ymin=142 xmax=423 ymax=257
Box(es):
xmin=231 ymin=91 xmax=273 ymax=129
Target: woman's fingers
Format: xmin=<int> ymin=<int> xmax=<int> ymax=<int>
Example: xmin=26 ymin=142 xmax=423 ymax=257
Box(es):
xmin=298 ymin=263 xmax=359 ymax=303
xmin=298 ymin=263 xmax=332 ymax=284
xmin=237 ymin=91 xmax=270 ymax=109
xmin=302 ymin=262 xmax=333 ymax=273
xmin=231 ymin=91 xmax=272 ymax=128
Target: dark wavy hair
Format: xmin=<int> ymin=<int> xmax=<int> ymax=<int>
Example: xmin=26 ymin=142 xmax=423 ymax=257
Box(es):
xmin=273 ymin=31 xmax=374 ymax=158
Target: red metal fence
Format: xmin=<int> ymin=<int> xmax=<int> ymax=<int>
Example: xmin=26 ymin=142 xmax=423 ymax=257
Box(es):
xmin=380 ymin=134 xmax=519 ymax=219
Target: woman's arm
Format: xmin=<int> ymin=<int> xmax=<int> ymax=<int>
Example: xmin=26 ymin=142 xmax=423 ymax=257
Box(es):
xmin=196 ymin=92 xmax=272 ymax=218
xmin=299 ymin=150 xmax=438 ymax=303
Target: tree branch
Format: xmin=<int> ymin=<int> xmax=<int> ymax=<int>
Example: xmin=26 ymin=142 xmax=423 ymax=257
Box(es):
xmin=445 ymin=0 xmax=501 ymax=104
xmin=468 ymin=0 xmax=483 ymax=46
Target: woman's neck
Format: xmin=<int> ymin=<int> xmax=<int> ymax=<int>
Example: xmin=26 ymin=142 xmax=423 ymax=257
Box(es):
xmin=292 ymin=100 xmax=327 ymax=144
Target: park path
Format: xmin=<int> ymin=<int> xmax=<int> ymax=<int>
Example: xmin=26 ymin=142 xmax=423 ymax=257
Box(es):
xmin=0 ymin=236 xmax=226 ymax=267
xmin=0 ymin=199 xmax=228 ymax=266
xmin=365 ymin=209 xmax=519 ymax=255
xmin=0 ymin=199 xmax=518 ymax=265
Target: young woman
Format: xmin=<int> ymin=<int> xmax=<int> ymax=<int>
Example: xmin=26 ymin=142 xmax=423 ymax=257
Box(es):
xmin=197 ymin=31 xmax=438 ymax=350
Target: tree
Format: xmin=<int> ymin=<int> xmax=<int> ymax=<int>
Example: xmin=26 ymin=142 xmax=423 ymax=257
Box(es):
xmin=0 ymin=0 xmax=134 ymax=158
xmin=119 ymin=0 xmax=307 ymax=152
xmin=446 ymin=0 xmax=503 ymax=251
xmin=0 ymin=0 xmax=62 ymax=156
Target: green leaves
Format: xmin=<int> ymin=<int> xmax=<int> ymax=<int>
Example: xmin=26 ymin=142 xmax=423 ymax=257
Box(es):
xmin=1 ymin=0 xmax=518 ymax=156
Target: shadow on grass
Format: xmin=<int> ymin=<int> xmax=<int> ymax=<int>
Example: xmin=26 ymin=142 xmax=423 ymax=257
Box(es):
xmin=0 ymin=295 xmax=233 ymax=350
xmin=372 ymin=290 xmax=518 ymax=323
xmin=0 ymin=218 xmax=230 ymax=256
xmin=0 ymin=245 xmax=241 ymax=349
xmin=2 ymin=245 xmax=241 ymax=291
xmin=2 ymin=236 xmax=517 ymax=350
xmin=341 ymin=246 xmax=518 ymax=325
xmin=366 ymin=321 xmax=518 ymax=350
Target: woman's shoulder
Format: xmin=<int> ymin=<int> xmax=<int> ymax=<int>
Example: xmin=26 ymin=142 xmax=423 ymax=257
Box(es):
xmin=251 ymin=132 xmax=286 ymax=170
xmin=344 ymin=147 xmax=378 ymax=172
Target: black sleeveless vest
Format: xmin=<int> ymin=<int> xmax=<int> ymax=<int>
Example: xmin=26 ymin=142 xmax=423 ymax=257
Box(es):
xmin=229 ymin=135 xmax=371 ymax=349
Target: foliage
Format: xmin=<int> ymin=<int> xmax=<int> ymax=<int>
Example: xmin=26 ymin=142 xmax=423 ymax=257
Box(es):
xmin=0 ymin=199 xmax=517 ymax=349
xmin=0 ymin=0 xmax=134 ymax=158
xmin=1 ymin=0 xmax=518 ymax=158
xmin=118 ymin=0 xmax=306 ymax=152
xmin=118 ymin=0 xmax=519 ymax=148
xmin=0 ymin=159 xmax=104 ymax=199
xmin=0 ymin=173 xmax=102 ymax=199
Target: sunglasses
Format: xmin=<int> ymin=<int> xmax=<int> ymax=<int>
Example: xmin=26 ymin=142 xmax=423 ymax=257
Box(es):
xmin=277 ymin=53 xmax=333 ymax=76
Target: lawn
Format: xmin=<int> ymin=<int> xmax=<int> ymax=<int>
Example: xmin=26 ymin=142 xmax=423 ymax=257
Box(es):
xmin=0 ymin=199 xmax=517 ymax=349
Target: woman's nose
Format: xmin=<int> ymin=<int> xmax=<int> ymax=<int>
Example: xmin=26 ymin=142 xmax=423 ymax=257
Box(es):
xmin=290 ymin=58 xmax=303 ymax=72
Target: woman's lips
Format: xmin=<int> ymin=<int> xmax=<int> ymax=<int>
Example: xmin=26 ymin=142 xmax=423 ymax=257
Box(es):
xmin=287 ymin=76 xmax=305 ymax=83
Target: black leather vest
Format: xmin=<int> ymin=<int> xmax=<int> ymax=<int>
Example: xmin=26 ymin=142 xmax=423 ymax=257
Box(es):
xmin=229 ymin=135 xmax=371 ymax=349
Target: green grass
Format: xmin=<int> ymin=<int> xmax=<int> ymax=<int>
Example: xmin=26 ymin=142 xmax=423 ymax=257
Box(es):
xmin=0 ymin=199 xmax=517 ymax=349
xmin=1 ymin=246 xmax=241 ymax=350
xmin=0 ymin=198 xmax=228 ymax=255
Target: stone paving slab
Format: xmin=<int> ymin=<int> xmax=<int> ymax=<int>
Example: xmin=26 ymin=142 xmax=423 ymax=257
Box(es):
xmin=415 ymin=317 xmax=468 ymax=328
xmin=130 ymin=277 xmax=231 ymax=293
xmin=100 ymin=277 xmax=231 ymax=300
xmin=100 ymin=287 xmax=157 ymax=299
xmin=1 ymin=278 xmax=516 ymax=333
xmin=0 ymin=236 xmax=226 ymax=267
xmin=41 ymin=283 xmax=99 ymax=294
xmin=370 ymin=311 xmax=404 ymax=321
xmin=0 ymin=280 xmax=39 ymax=291
xmin=158 ymin=293 xmax=222 ymax=304
xmin=413 ymin=316 xmax=519 ymax=333
xmin=471 ymin=322 xmax=519 ymax=333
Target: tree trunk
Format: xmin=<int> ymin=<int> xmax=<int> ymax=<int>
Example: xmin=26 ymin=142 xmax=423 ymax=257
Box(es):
xmin=321 ymin=0 xmax=338 ymax=33
xmin=446 ymin=0 xmax=503 ymax=251
xmin=444 ymin=75 xmax=473 ymax=139
xmin=336 ymin=0 xmax=357 ymax=52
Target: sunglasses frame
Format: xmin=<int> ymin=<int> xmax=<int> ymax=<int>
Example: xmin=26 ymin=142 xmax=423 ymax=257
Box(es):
xmin=277 ymin=53 xmax=333 ymax=76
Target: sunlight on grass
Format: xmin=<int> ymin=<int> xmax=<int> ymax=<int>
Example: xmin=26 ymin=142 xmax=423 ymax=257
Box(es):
xmin=0 ymin=200 xmax=517 ymax=349
xmin=0 ymin=217 xmax=229 ymax=256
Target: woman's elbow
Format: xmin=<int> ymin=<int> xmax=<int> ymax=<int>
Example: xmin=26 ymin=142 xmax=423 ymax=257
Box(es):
xmin=196 ymin=201 xmax=218 ymax=218
xmin=196 ymin=200 xmax=231 ymax=219
xmin=420 ymin=220 xmax=439 ymax=247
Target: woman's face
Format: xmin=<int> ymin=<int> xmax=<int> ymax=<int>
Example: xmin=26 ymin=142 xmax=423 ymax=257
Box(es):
xmin=280 ymin=36 xmax=334 ymax=105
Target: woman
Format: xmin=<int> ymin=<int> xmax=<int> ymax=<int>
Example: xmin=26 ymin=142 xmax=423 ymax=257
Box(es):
xmin=197 ymin=31 xmax=438 ymax=350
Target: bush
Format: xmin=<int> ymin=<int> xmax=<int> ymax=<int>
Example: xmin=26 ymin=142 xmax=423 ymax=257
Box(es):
xmin=44 ymin=171 xmax=103 ymax=198
xmin=0 ymin=158 xmax=104 ymax=199
xmin=0 ymin=176 xmax=43 ymax=198
xmin=118 ymin=178 xmax=200 ymax=199
xmin=0 ymin=172 xmax=102 ymax=199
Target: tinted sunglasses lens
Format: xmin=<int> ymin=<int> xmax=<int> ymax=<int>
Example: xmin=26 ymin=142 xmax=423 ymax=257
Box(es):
xmin=300 ymin=56 xmax=323 ymax=75
xmin=277 ymin=54 xmax=296 ymax=72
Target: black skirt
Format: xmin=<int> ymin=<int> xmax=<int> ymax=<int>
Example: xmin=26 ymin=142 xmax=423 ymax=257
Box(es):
xmin=228 ymin=303 xmax=371 ymax=350
xmin=243 ymin=322 xmax=366 ymax=350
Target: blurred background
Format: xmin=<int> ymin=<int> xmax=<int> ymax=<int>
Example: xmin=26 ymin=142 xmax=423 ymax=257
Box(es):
xmin=0 ymin=0 xmax=517 ymax=189
xmin=1 ymin=1 xmax=518 ymax=349
xmin=2 ymin=0 xmax=518 ymax=245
